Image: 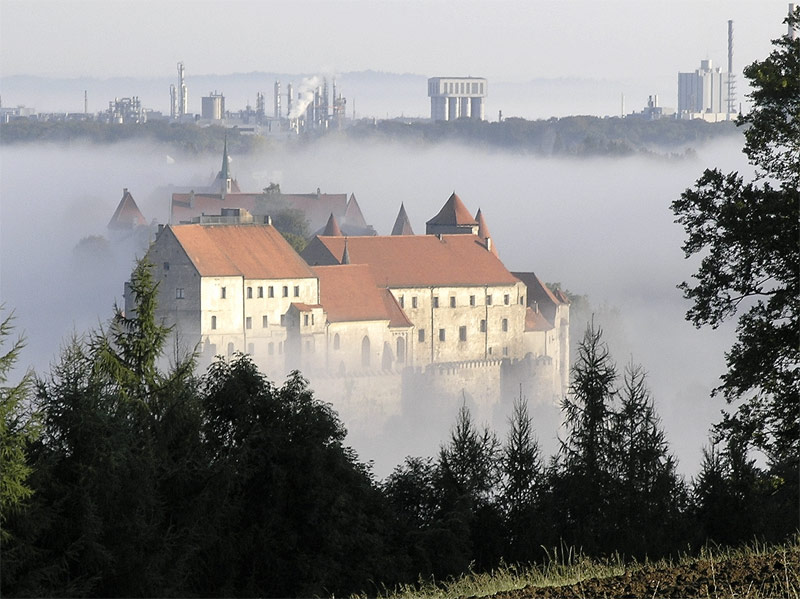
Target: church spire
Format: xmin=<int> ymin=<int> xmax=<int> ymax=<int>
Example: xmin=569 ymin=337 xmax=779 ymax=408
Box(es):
xmin=220 ymin=136 xmax=230 ymax=182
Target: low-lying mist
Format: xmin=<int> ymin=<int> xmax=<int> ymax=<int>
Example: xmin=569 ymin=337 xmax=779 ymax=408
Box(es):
xmin=0 ymin=135 xmax=748 ymax=479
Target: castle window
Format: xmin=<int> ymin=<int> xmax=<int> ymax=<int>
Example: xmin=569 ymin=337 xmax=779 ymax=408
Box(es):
xmin=361 ymin=336 xmax=371 ymax=367
xmin=433 ymin=297 xmax=439 ymax=308
xmin=227 ymin=342 xmax=234 ymax=356
xmin=504 ymin=294 xmax=510 ymax=305
xmin=459 ymin=326 xmax=467 ymax=341
xmin=439 ymin=328 xmax=446 ymax=342
xmin=503 ymin=346 xmax=509 ymax=356
xmin=304 ymin=314 xmax=309 ymax=326
xmin=221 ymin=287 xmax=227 ymax=299
xmin=480 ymin=319 xmax=486 ymax=332
xmin=502 ymin=318 xmax=508 ymax=332
xmin=262 ymin=315 xmax=268 ymax=328
xmin=280 ymin=315 xmax=285 ymax=326
xmin=247 ymin=287 xmax=253 ymax=299
xmin=418 ymin=329 xmax=425 ymax=342
xmin=412 ymin=296 xmax=418 ymax=309
xmin=294 ymin=285 xmax=300 ymax=297
xmin=258 ymin=286 xmax=264 ymax=298
xmin=520 ymin=295 xmax=524 ymax=305
xmin=470 ymin=295 xmax=475 ymax=306
xmin=268 ymin=286 xmax=275 ymax=298
xmin=246 ymin=317 xmax=252 ymax=329
xmin=399 ymin=296 xmax=404 ymax=308
xmin=450 ymin=296 xmax=456 ymax=308
xmin=176 ymin=288 xmax=184 ymax=299
xmin=311 ymin=314 xmax=314 ymax=325
xmin=486 ymin=294 xmax=492 ymax=305
xmin=334 ymin=333 xmax=340 ymax=350
xmin=488 ymin=347 xmax=493 ymax=355
xmin=282 ymin=286 xmax=289 ymax=297
xmin=211 ymin=315 xmax=217 ymax=329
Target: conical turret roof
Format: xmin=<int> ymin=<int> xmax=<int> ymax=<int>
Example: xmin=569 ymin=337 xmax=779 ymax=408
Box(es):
xmin=322 ymin=213 xmax=343 ymax=236
xmin=108 ymin=188 xmax=147 ymax=230
xmin=475 ymin=208 xmax=498 ymax=256
xmin=391 ymin=203 xmax=415 ymax=235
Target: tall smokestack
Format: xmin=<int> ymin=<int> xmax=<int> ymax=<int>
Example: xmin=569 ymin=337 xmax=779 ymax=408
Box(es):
xmin=727 ymin=20 xmax=736 ymax=117
xmin=287 ymin=83 xmax=293 ymax=118
xmin=791 ymin=4 xmax=797 ymax=40
xmin=84 ymin=90 xmax=88 ymax=114
xmin=274 ymin=81 xmax=281 ymax=119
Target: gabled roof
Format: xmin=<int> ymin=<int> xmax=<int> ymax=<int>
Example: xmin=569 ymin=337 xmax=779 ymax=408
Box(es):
xmin=108 ymin=188 xmax=147 ymax=229
xmin=166 ymin=224 xmax=315 ymax=279
xmin=475 ymin=208 xmax=497 ymax=256
xmin=391 ymin=203 xmax=415 ymax=235
xmin=525 ymin=306 xmax=553 ymax=332
xmin=313 ymin=264 xmax=412 ymax=327
xmin=343 ymin=193 xmax=367 ymax=228
xmin=322 ymin=213 xmax=343 ymax=236
xmin=302 ymin=235 xmax=519 ymax=287
xmin=426 ymin=192 xmax=478 ymax=227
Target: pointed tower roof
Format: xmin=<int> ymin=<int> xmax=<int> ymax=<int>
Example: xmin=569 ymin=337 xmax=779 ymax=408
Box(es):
xmin=342 ymin=237 xmax=351 ymax=264
xmin=219 ymin=136 xmax=230 ymax=182
xmin=475 ymin=208 xmax=498 ymax=256
xmin=426 ymin=192 xmax=477 ymax=227
xmin=108 ymin=188 xmax=147 ymax=230
xmin=343 ymin=193 xmax=367 ymax=227
xmin=322 ymin=213 xmax=343 ymax=236
xmin=425 ymin=192 xmax=479 ymax=236
xmin=391 ymin=203 xmax=415 ymax=235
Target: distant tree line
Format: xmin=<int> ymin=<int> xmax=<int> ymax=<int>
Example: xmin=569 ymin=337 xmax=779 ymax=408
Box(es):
xmin=0 ymin=112 xmax=738 ymax=158
xmin=1 ymin=260 xmax=795 ymax=597
xmin=343 ymin=115 xmax=740 ymax=157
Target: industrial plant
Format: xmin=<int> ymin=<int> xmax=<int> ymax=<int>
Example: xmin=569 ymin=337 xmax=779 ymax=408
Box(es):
xmin=427 ymin=77 xmax=487 ymax=121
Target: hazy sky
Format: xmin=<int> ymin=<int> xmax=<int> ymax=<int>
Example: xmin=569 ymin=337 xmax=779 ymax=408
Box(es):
xmin=0 ymin=1 xmax=790 ymax=84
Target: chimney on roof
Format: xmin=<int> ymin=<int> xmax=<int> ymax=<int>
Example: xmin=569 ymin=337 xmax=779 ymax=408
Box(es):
xmin=486 ymin=237 xmax=492 ymax=252
xmin=266 ymin=215 xmax=273 ymax=225
xmin=123 ymin=187 xmax=128 ymax=194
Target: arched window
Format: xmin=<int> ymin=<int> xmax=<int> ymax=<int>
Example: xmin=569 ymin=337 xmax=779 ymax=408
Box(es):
xmin=382 ymin=342 xmax=394 ymax=370
xmin=211 ymin=315 xmax=217 ymax=330
xmin=361 ymin=336 xmax=370 ymax=368
xmin=333 ymin=333 xmax=340 ymax=350
xmin=396 ymin=337 xmax=405 ymax=363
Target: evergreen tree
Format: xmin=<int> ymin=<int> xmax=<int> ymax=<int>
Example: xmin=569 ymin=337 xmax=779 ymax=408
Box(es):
xmin=555 ymin=321 xmax=617 ymax=554
xmin=0 ymin=310 xmax=38 ymax=541
xmin=610 ymin=361 xmax=686 ymax=557
xmin=500 ymin=394 xmax=544 ymax=563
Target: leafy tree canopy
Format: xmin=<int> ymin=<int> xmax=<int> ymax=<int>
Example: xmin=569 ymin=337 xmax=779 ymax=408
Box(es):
xmin=671 ymin=9 xmax=799 ymax=467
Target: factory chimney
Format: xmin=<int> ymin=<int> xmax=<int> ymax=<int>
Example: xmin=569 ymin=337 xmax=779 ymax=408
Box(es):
xmin=84 ymin=90 xmax=88 ymax=114
xmin=274 ymin=81 xmax=282 ymax=119
xmin=287 ymin=83 xmax=293 ymax=118
xmin=791 ymin=4 xmax=797 ymax=40
xmin=177 ymin=62 xmax=188 ymax=117
xmin=727 ymin=20 xmax=736 ymax=118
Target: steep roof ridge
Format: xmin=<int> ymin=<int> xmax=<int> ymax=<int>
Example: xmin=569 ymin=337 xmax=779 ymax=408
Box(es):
xmin=426 ymin=191 xmax=478 ymax=227
xmin=343 ymin=193 xmax=367 ymax=227
xmin=475 ymin=208 xmax=498 ymax=256
xmin=391 ymin=203 xmax=415 ymax=235
xmin=108 ymin=188 xmax=147 ymax=229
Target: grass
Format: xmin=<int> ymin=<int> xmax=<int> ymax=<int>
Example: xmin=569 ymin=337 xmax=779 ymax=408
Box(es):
xmin=372 ymin=536 xmax=800 ymax=599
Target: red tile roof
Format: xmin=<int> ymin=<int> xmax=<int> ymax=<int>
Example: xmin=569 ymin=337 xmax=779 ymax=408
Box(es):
xmin=426 ymin=192 xmax=477 ymax=227
xmin=108 ymin=189 xmax=147 ymax=229
xmin=303 ymin=235 xmax=519 ymax=287
xmin=313 ymin=264 xmax=412 ymax=327
xmin=168 ymin=224 xmax=315 ymax=279
xmin=525 ymin=306 xmax=553 ymax=332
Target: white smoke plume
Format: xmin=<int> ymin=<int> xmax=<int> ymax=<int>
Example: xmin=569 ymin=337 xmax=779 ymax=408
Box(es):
xmin=288 ymin=76 xmax=320 ymax=119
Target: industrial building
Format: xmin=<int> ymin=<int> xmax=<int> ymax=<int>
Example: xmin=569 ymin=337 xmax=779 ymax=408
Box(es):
xmin=677 ymin=21 xmax=736 ymax=121
xmin=427 ymin=77 xmax=487 ymax=121
xmin=201 ymin=91 xmax=225 ymax=120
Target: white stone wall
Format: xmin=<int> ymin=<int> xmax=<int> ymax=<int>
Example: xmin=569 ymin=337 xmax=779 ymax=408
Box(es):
xmin=390 ymin=281 xmax=526 ymax=367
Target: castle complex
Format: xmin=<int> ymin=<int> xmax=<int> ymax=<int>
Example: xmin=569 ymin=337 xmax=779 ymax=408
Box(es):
xmin=121 ymin=146 xmax=569 ymax=428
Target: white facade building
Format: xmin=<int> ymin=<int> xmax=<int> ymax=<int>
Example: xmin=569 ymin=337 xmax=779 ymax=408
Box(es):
xmin=428 ymin=77 xmax=487 ymax=121
xmin=678 ymin=59 xmax=733 ymax=121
